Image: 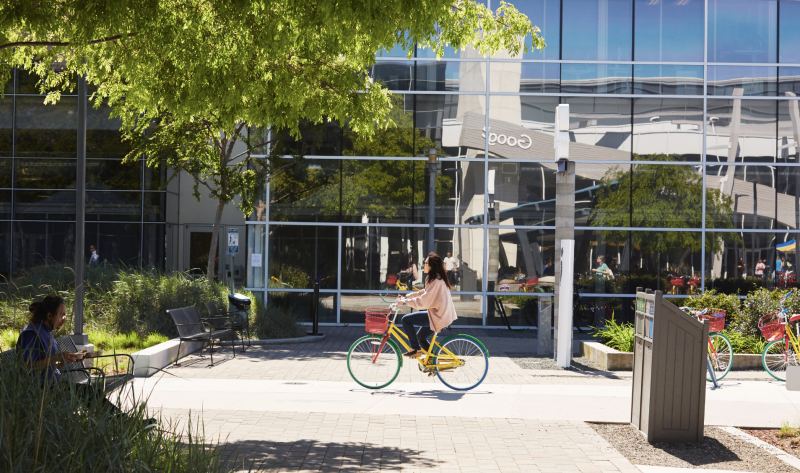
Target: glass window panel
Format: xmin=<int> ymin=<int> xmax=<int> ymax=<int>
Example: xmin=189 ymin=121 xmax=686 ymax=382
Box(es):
xmin=247 ymin=224 xmax=265 ymax=288
xmin=633 ymin=65 xmax=703 ymax=95
xmin=86 ymin=191 xmax=142 ymax=222
xmin=705 ymin=231 xmax=782 ymax=291
xmin=268 ymin=291 xmax=337 ymax=324
xmin=369 ymin=61 xmax=414 ymax=91
xmin=489 ymin=62 xmax=560 ymax=93
xmin=564 ymin=97 xmax=632 ymax=160
xmin=708 ymin=0 xmax=777 ymax=63
xmin=633 ymin=98 xmax=703 ymax=161
xmin=268 ymin=159 xmax=341 ymax=222
xmin=12 ymin=222 xmax=75 ymax=276
xmin=87 ymin=159 xmax=141 ymax=190
xmin=144 ymin=192 xmax=165 ymax=222
xmin=343 ymin=95 xmax=416 ymax=157
xmin=573 ymin=230 xmax=632 ymax=294
xmin=779 ymin=67 xmax=800 ymax=96
xmin=562 ymin=0 xmax=632 ymax=61
xmin=0 ymin=221 xmax=9 ymax=279
xmin=485 ymin=228 xmax=554 ymax=287
xmin=275 ymin=120 xmax=343 ymax=156
xmin=338 ymin=294 xmax=483 ymax=326
xmin=631 ymin=164 xmax=704 ymax=227
xmin=0 ymin=98 xmax=11 ymax=157
xmin=780 ymin=0 xmax=800 ymax=64
xmin=416 ymin=61 xmax=486 ymax=92
xmin=85 ymin=222 xmax=141 ymax=267
xmin=341 ymin=226 xmax=426 ymax=291
xmin=144 ymin=163 xmax=166 ymax=190
xmin=435 ymin=227 xmax=484 ymax=292
xmin=340 ymin=160 xmax=419 ymax=224
xmin=436 ymin=160 xmax=486 ymax=225
xmin=708 ymin=66 xmax=777 ymax=96
xmin=576 ymin=163 xmax=631 ymax=227
xmin=87 ymin=101 xmax=130 ymax=159
xmin=0 ymin=159 xmax=10 ymax=188
xmin=487 ymin=96 xmax=558 ymax=160
xmin=142 ymin=224 xmax=165 ymax=271
xmin=15 ymin=69 xmax=78 ymax=95
xmin=14 ymin=158 xmax=76 ymax=189
xmin=15 ymin=96 xmax=78 ymax=158
xmin=488 ymin=294 xmax=550 ymax=327
xmin=634 ymin=0 xmax=704 ymax=62
xmin=268 ymin=224 xmax=338 ymax=290
xmin=706 ymin=99 xmax=777 ymax=163
xmin=480 ymin=163 xmax=555 ymax=225
xmin=0 ymin=190 xmax=10 ymax=220
xmin=779 ymin=100 xmax=800 ymax=163
xmin=13 ymin=190 xmax=75 ymax=220
xmin=561 ymin=64 xmax=632 ymax=94
xmin=415 ymin=94 xmax=486 ymax=158
xmin=513 ymin=0 xmax=561 ymax=60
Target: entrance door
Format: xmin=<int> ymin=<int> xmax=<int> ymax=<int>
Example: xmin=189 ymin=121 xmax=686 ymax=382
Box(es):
xmin=184 ymin=225 xmax=220 ymax=278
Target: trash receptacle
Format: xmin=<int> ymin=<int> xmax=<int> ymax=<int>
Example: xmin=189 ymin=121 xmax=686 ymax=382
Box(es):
xmin=228 ymin=293 xmax=251 ymax=323
xmin=631 ymin=288 xmax=707 ymax=443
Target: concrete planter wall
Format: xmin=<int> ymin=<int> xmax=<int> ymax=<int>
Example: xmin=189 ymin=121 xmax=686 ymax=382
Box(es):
xmin=581 ymin=341 xmax=633 ymax=371
xmin=130 ymin=338 xmax=206 ymax=377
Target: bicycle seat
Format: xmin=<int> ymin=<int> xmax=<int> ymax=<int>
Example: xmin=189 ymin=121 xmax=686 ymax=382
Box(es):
xmin=790 ymin=314 xmax=800 ymax=323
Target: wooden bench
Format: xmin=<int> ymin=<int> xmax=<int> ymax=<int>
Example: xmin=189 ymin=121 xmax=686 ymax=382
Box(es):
xmin=168 ymin=306 xmax=236 ymax=366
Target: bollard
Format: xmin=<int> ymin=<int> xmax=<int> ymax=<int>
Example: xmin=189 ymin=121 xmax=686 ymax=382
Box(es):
xmin=308 ymin=279 xmax=323 ymax=336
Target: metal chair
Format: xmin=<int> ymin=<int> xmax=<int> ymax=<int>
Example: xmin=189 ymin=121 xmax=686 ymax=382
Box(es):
xmin=206 ymin=300 xmax=251 ymax=350
xmin=168 ymin=306 xmax=236 ymax=366
xmin=56 ymin=336 xmax=135 ymax=396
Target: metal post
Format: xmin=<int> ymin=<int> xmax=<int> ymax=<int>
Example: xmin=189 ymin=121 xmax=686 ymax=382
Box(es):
xmin=72 ymin=75 xmax=88 ymax=346
xmin=308 ymin=279 xmax=322 ymax=336
xmin=427 ymin=149 xmax=437 ymax=261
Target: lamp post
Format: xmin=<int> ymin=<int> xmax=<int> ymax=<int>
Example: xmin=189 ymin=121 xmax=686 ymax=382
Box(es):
xmin=427 ymin=148 xmax=438 ymax=262
xmin=553 ymin=104 xmax=574 ymax=368
xmin=72 ymin=75 xmax=88 ymax=347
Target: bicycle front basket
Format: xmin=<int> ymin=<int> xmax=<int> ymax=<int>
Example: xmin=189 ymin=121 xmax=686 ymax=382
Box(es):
xmin=365 ymin=308 xmax=391 ymax=334
xmin=759 ymin=311 xmax=785 ymax=342
xmin=698 ymin=308 xmax=726 ymax=333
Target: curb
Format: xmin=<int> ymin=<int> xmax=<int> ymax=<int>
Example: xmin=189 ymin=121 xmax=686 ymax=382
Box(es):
xmin=221 ymin=334 xmax=326 ymax=346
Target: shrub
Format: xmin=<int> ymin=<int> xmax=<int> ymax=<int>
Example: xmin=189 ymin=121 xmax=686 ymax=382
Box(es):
xmin=592 ymin=313 xmax=634 ymax=352
xmin=735 ymin=288 xmax=782 ymax=337
xmin=0 ymin=356 xmax=238 ymax=472
xmin=268 ymin=263 xmax=310 ymax=289
xmin=253 ymin=297 xmax=306 ymax=340
xmin=719 ymin=329 xmax=769 ymax=355
xmin=682 ymin=290 xmax=742 ymax=324
xmin=706 ymin=277 xmax=768 ymax=295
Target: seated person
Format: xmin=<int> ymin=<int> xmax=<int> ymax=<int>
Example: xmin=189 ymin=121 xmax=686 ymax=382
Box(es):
xmin=16 ymin=295 xmax=153 ymax=424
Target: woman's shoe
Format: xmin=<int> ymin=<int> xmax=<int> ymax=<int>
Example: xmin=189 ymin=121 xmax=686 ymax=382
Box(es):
xmin=403 ymin=349 xmax=421 ymax=358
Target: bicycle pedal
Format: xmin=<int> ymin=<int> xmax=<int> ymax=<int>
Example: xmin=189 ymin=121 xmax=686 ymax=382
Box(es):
xmin=427 ymin=371 xmax=436 ymax=377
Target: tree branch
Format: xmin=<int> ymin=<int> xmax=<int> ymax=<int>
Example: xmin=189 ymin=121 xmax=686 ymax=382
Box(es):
xmin=0 ymin=34 xmax=129 ymax=52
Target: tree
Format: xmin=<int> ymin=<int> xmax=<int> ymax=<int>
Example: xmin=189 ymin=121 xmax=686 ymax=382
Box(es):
xmin=591 ymin=154 xmax=739 ymax=271
xmin=1 ymin=0 xmax=544 ymax=279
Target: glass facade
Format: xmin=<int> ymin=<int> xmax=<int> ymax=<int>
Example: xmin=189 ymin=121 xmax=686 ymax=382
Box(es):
xmin=0 ymin=70 xmax=174 ymax=278
xmin=246 ymin=0 xmax=800 ymax=326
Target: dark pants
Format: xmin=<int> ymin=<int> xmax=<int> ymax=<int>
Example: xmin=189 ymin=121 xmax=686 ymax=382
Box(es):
xmin=401 ymin=311 xmax=434 ymax=350
xmin=67 ymin=382 xmax=123 ymax=416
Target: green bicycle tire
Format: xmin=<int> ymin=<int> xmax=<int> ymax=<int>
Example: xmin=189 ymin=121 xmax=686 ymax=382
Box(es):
xmin=707 ymin=333 xmax=733 ymax=382
xmin=762 ymin=339 xmax=800 ymax=382
xmin=347 ymin=334 xmax=402 ymax=389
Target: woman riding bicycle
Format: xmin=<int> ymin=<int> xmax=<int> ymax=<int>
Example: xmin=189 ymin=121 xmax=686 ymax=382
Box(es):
xmin=397 ymin=252 xmax=457 ymax=358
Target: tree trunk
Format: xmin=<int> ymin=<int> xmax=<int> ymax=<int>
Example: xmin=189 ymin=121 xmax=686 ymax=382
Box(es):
xmin=207 ymin=198 xmax=226 ymax=280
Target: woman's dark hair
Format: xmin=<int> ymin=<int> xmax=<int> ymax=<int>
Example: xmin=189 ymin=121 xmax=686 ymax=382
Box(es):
xmin=425 ymin=252 xmax=452 ymax=289
xmin=29 ymin=295 xmax=65 ymax=323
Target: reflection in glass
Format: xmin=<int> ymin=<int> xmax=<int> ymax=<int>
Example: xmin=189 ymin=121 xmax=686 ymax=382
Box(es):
xmin=87 ymin=101 xmax=131 ymax=159
xmin=562 ymin=0 xmax=632 ymax=61
xmin=344 ymin=95 xmax=418 ymax=157
xmin=485 ymin=228 xmax=554 ymax=290
xmin=489 ymin=62 xmax=559 ymax=93
xmin=0 ymin=159 xmax=10 ymax=188
xmin=12 ymin=222 xmax=75 ymax=276
xmin=247 ymin=225 xmax=265 ymax=288
xmin=634 ymin=0 xmax=703 ymax=62
xmin=708 ymin=66 xmax=777 ymax=96
xmin=86 ymin=191 xmax=142 ymax=222
xmin=15 ymin=96 xmax=78 ymax=158
xmin=14 ymin=190 xmax=75 ymax=220
xmin=341 ymin=226 xmax=426 ymax=291
xmin=487 ymin=294 xmax=550 ymax=327
xmin=0 ymin=98 xmax=11 ymax=157
xmin=780 ymin=1 xmax=800 ymax=64
xmin=85 ymin=223 xmax=142 ymax=267
xmin=431 ymin=161 xmax=480 ymax=225
xmin=561 ymin=64 xmax=631 ymax=94
xmin=434 ymin=227 xmax=484 ymax=292
xmin=564 ymin=97 xmax=632 ymax=159
xmin=705 ymin=232 xmax=780 ymax=290
xmin=624 ymin=163 xmax=705 ymax=228
xmin=268 ymin=224 xmax=338 ymax=290
xmin=633 ymin=98 xmax=703 ymax=161
xmin=633 ymin=65 xmax=703 ymax=95
xmin=706 ymin=99 xmax=777 ymax=163
xmin=268 ymin=291 xmax=337 ymax=324
xmin=142 ymin=224 xmax=165 ymax=270
xmin=779 ymin=100 xmax=800 ymax=164
xmin=0 ymin=190 xmax=10 ymax=220
xmin=144 ymin=163 xmax=166 ymax=190
xmin=268 ymin=159 xmax=340 ymax=222
xmin=708 ymin=0 xmax=776 ymax=63
xmin=779 ymin=67 xmax=800 ymax=97
xmin=486 ymin=96 xmax=558 ymax=160
xmin=415 ymin=94 xmax=486 ymax=158
xmin=87 ymin=159 xmax=141 ymax=190
xmin=577 ymin=163 xmax=631 ymax=228
xmin=144 ymin=192 xmax=166 ymax=222
xmin=15 ymin=70 xmax=79 ymax=95
xmin=416 ymin=61 xmax=486 ymax=92
xmin=340 ymin=160 xmax=419 ymax=223
xmin=275 ymin=120 xmax=342 ymax=156
xmin=369 ymin=62 xmax=413 ymax=91
xmin=513 ymin=0 xmax=560 ymax=60
xmin=573 ymin=230 xmax=630 ymax=294
xmin=469 ymin=162 xmax=554 ymax=225
xmin=0 ymin=222 xmax=9 ymax=279
xmin=14 ymin=159 xmax=76 ymax=189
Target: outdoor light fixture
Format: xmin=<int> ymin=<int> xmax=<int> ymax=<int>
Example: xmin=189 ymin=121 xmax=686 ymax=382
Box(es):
xmin=428 ymin=147 xmax=438 ymax=163
xmin=554 ymin=104 xmax=569 ymax=171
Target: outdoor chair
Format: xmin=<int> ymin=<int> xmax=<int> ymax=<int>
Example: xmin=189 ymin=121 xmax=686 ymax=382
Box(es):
xmin=205 ymin=300 xmax=251 ymax=350
xmin=1 ymin=344 xmax=103 ymax=392
xmin=56 ymin=336 xmax=135 ymax=396
xmin=168 ymin=306 xmax=236 ymax=366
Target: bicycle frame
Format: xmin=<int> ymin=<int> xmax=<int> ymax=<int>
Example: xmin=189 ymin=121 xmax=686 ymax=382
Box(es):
xmin=373 ymin=304 xmax=464 ymax=371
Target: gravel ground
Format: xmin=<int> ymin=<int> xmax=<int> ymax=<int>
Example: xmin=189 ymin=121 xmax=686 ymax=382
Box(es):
xmin=504 ymin=352 xmax=605 ymax=371
xmin=744 ymin=429 xmax=800 ymax=459
xmin=592 ymin=423 xmax=798 ymax=472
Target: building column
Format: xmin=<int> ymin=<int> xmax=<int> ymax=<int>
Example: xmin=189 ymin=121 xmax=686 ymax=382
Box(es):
xmin=553 ymin=161 xmax=575 ymax=361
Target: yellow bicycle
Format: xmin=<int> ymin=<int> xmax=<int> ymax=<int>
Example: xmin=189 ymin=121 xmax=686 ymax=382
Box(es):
xmin=346 ymin=301 xmax=490 ymax=390
xmin=760 ymin=291 xmax=800 ymax=381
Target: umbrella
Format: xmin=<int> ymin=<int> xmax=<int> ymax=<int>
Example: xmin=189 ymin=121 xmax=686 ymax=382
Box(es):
xmin=777 ymin=240 xmax=796 ymax=252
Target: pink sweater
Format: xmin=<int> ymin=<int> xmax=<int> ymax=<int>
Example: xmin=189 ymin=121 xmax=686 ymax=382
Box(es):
xmin=405 ymin=278 xmax=458 ymax=332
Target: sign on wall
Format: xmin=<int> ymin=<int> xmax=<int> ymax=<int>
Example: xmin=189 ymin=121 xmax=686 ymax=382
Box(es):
xmin=227 ymin=228 xmax=239 ymax=256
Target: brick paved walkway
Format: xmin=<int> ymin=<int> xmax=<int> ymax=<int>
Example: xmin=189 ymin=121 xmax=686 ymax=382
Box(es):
xmin=159 ymin=409 xmax=640 ymax=473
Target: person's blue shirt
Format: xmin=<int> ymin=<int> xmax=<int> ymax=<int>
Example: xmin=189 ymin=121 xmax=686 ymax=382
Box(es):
xmin=16 ymin=322 xmax=61 ymax=384
xmin=777 ymin=259 xmax=783 ymax=272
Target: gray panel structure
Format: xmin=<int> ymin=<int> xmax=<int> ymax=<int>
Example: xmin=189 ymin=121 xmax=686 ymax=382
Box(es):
xmin=552 ymin=161 xmax=575 ymax=360
xmin=631 ymin=288 xmax=707 ymax=443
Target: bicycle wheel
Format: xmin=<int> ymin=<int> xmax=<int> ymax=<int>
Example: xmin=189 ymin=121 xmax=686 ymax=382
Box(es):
xmin=433 ymin=336 xmax=488 ymax=391
xmin=347 ymin=334 xmax=401 ymax=389
xmin=707 ymin=333 xmax=733 ymax=382
xmin=762 ymin=339 xmax=800 ymax=382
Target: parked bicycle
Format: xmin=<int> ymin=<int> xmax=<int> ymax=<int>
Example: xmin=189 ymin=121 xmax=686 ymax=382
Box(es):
xmin=759 ymin=291 xmax=800 ymax=381
xmin=346 ymin=300 xmax=490 ymax=391
xmin=386 ymin=272 xmax=423 ymax=292
xmin=680 ymin=307 xmax=732 ymax=381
